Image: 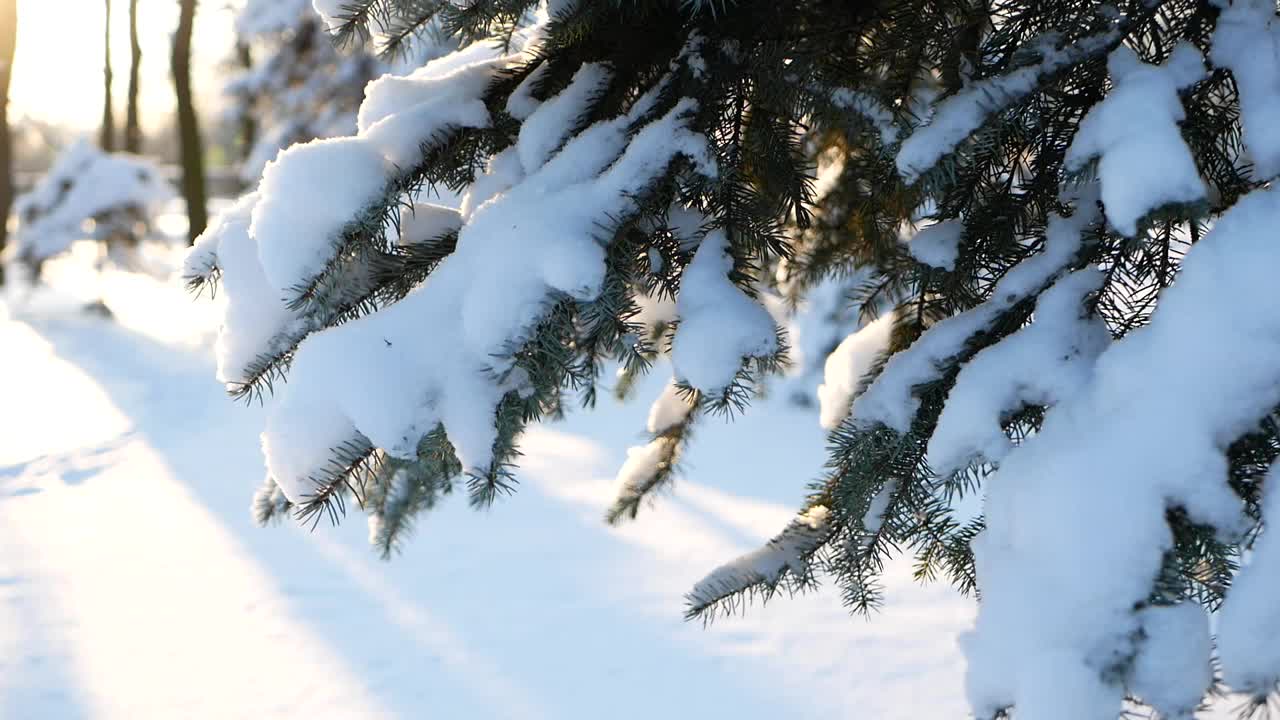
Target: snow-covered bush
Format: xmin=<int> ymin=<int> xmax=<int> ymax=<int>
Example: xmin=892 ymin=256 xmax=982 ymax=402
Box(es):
xmin=6 ymin=139 xmax=173 ymax=279
xmin=189 ymin=1 xmax=1280 ymax=717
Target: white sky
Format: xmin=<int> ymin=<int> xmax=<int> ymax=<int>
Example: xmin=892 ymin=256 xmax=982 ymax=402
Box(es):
xmin=10 ymin=0 xmax=236 ymax=133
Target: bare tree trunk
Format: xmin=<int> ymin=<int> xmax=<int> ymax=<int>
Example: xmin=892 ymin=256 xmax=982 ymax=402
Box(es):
xmin=172 ymin=0 xmax=207 ymax=243
xmin=124 ymin=0 xmax=142 ymax=154
xmin=236 ymin=41 xmax=256 ymax=163
xmin=0 ymin=0 xmax=16 ymax=286
xmin=101 ymin=0 xmax=116 ymax=152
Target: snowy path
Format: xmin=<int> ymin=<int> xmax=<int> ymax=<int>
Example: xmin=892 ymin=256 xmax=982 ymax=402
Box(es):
xmin=0 ymin=262 xmax=974 ymax=719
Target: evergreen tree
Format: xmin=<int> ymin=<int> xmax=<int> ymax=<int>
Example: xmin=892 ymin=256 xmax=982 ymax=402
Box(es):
xmin=225 ymin=0 xmax=380 ymax=182
xmin=187 ymin=1 xmax=1280 ymax=717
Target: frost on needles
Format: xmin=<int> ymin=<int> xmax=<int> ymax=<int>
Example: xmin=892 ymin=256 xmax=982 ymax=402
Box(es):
xmin=189 ymin=0 xmax=1280 ymax=717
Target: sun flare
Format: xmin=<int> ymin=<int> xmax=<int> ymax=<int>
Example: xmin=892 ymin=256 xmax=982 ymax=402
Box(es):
xmin=10 ymin=0 xmax=232 ymax=134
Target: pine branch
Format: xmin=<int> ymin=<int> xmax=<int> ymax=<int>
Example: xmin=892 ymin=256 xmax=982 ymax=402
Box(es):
xmin=293 ymin=437 xmax=381 ymax=529
xmin=606 ymin=395 xmax=698 ymax=525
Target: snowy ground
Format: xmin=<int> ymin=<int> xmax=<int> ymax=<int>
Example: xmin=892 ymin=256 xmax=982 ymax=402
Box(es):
xmin=0 ymin=245 xmax=975 ymax=719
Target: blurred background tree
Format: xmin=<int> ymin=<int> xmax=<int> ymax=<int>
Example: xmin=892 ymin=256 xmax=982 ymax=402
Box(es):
xmin=172 ymin=0 xmax=206 ymax=242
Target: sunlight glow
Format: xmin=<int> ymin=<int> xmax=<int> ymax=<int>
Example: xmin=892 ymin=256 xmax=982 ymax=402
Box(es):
xmin=10 ymin=0 xmax=234 ymax=133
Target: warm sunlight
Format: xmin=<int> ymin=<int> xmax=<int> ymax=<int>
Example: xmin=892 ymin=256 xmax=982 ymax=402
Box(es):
xmin=10 ymin=0 xmax=233 ymax=132
xmin=6 ymin=1 xmax=1280 ymax=718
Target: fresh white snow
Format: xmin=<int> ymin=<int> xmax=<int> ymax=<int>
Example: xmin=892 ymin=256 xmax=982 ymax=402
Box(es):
xmin=1217 ymin=461 xmax=1280 ymax=694
xmin=515 ymin=63 xmax=612 ymax=174
xmin=688 ymin=504 xmax=832 ymax=610
xmin=830 ymin=88 xmax=899 ymax=145
xmin=251 ymin=137 xmax=390 ymax=299
xmin=963 ymin=184 xmax=1280 ymax=720
xmin=896 ymin=29 xmax=1118 ymax=183
xmin=851 ymin=192 xmax=1098 ymax=433
xmin=1209 ymin=0 xmax=1280 ymax=180
xmin=670 ymin=213 xmax=778 ymax=395
xmin=396 ymin=202 xmax=463 ymax=246
xmin=358 ymin=54 xmax=506 ymax=168
xmin=506 ymin=60 xmax=551 ymax=121
xmin=310 ymin=0 xmax=349 ymax=33
xmin=260 ymin=98 xmax=716 ymax=501
xmin=188 ymin=193 xmax=309 ymax=386
xmin=927 ymin=267 xmax=1110 ymax=477
xmin=1130 ymin=602 xmax=1213 ymax=718
xmin=816 ymin=311 xmax=895 ymax=431
xmin=904 ymin=219 xmax=963 ymax=271
xmin=647 ymin=379 xmax=696 ymax=435
xmin=1065 ymin=44 xmax=1207 ymax=236
xmin=18 ymin=3 xmax=1280 ymax=717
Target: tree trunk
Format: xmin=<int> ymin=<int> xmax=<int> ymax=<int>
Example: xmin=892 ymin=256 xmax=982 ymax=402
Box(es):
xmin=101 ymin=0 xmax=115 ymax=152
xmin=0 ymin=0 xmax=16 ymax=286
xmin=236 ymin=41 xmax=256 ymax=163
xmin=124 ymin=0 xmax=142 ymax=154
xmin=172 ymin=0 xmax=207 ymax=243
